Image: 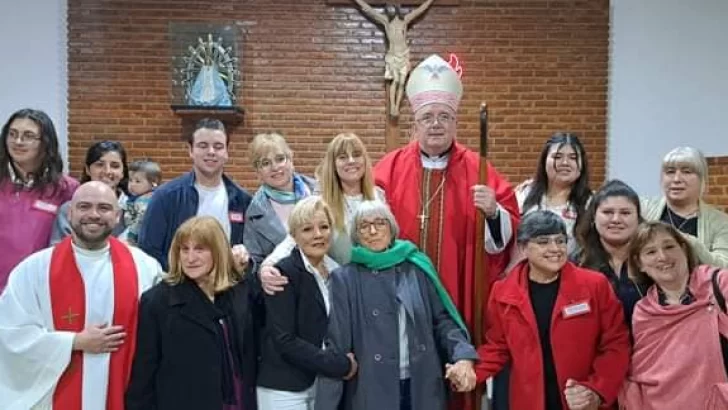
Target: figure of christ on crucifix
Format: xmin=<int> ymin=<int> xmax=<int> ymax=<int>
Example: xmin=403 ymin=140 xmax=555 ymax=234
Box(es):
xmin=353 ymin=0 xmax=435 ymax=118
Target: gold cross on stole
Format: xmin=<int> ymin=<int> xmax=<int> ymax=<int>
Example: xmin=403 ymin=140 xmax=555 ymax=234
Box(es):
xmin=61 ymin=307 xmax=80 ymax=324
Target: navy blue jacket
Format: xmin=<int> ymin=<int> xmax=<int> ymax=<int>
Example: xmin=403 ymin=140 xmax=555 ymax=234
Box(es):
xmin=138 ymin=171 xmax=252 ymax=270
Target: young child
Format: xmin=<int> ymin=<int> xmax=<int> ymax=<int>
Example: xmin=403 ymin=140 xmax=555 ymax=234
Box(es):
xmin=124 ymin=159 xmax=162 ymax=245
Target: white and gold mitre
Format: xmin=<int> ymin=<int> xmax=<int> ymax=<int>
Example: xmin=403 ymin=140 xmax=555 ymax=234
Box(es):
xmin=406 ymin=54 xmax=463 ymax=113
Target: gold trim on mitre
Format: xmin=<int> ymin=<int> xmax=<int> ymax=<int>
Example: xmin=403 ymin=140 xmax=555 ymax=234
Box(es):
xmin=406 ymin=54 xmax=463 ymax=113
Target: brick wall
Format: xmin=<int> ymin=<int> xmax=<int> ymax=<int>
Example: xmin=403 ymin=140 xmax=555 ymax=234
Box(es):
xmin=706 ymin=156 xmax=728 ymax=212
xmin=68 ymin=0 xmax=610 ymax=191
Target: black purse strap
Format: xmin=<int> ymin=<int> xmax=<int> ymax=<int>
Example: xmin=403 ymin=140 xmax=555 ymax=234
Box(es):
xmin=712 ymin=268 xmax=726 ymax=314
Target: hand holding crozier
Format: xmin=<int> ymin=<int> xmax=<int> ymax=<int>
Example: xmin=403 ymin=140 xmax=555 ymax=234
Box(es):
xmin=471 ymin=185 xmax=498 ymax=218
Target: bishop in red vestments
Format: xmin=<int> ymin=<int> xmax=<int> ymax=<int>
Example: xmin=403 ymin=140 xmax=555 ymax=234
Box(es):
xmin=375 ymin=54 xmax=519 ymax=410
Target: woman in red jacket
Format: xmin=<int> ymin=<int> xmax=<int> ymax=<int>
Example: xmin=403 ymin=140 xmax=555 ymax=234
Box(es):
xmin=474 ymin=210 xmax=630 ymax=410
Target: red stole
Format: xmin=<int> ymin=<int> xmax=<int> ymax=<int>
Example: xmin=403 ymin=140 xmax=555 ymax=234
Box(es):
xmin=375 ymin=141 xmax=519 ymax=410
xmin=49 ymin=237 xmax=139 ymax=410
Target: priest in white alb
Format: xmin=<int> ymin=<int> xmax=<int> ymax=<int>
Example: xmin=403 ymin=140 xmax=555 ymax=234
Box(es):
xmin=0 ymin=181 xmax=162 ymax=410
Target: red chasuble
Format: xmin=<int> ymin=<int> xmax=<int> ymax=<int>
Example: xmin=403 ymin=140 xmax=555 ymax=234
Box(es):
xmin=49 ymin=237 xmax=140 ymax=410
xmin=375 ymin=141 xmax=519 ymax=410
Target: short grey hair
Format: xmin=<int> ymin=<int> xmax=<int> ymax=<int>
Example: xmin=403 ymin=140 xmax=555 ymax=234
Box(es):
xmin=349 ymin=200 xmax=400 ymax=246
xmin=662 ymin=146 xmax=708 ymax=194
xmin=516 ymin=210 xmax=567 ymax=244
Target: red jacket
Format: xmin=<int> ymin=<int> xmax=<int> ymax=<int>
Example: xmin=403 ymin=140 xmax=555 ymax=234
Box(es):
xmin=475 ymin=261 xmax=630 ymax=410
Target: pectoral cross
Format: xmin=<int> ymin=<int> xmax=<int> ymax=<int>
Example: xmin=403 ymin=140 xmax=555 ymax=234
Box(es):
xmin=62 ymin=307 xmax=80 ymax=324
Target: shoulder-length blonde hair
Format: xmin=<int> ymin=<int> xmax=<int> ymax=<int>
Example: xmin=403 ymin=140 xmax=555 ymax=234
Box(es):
xmin=628 ymin=221 xmax=699 ymax=285
xmin=165 ymin=216 xmax=240 ymax=292
xmin=316 ymin=132 xmax=377 ymax=232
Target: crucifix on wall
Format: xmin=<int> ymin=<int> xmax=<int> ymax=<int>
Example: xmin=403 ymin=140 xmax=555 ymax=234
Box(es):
xmin=353 ymin=0 xmax=435 ymax=119
xmin=329 ymin=0 xmax=458 ymax=150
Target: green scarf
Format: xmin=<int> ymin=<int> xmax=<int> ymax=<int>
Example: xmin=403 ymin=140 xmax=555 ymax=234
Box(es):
xmin=350 ymin=239 xmax=468 ymax=335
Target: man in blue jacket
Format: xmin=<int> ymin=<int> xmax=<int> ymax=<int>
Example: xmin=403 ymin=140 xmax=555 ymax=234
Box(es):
xmin=138 ymin=118 xmax=252 ymax=271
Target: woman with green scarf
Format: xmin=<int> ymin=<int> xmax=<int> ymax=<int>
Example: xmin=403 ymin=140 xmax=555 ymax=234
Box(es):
xmin=315 ymin=200 xmax=478 ymax=410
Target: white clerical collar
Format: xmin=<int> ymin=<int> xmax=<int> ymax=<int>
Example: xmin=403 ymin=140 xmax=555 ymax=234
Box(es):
xmin=71 ymin=241 xmax=111 ymax=259
xmin=420 ymin=152 xmax=449 ymax=170
xmin=420 ymin=144 xmax=453 ymax=170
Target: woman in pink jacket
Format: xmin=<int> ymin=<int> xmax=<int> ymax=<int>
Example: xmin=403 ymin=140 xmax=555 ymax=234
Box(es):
xmin=620 ymin=221 xmax=728 ymax=409
xmin=0 ymin=109 xmax=78 ymax=293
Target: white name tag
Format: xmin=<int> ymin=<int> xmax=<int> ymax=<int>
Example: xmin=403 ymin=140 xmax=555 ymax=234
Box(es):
xmin=32 ymin=200 xmax=59 ymax=215
xmin=229 ymin=212 xmax=244 ymax=223
xmin=563 ymin=301 xmax=591 ymax=318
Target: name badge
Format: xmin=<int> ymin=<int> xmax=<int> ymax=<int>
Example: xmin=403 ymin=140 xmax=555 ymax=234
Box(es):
xmin=32 ymin=200 xmax=59 ymax=215
xmin=229 ymin=212 xmax=244 ymax=223
xmin=562 ymin=208 xmax=577 ymax=220
xmin=563 ymin=301 xmax=591 ymax=318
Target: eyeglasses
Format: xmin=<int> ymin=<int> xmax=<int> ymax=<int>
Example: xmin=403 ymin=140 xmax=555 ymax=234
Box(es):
xmin=7 ymin=131 xmax=41 ymax=144
xmin=415 ymin=113 xmax=455 ymax=127
xmin=357 ymin=218 xmax=389 ymax=234
xmin=530 ymin=235 xmax=568 ymax=247
xmin=256 ymin=154 xmax=289 ymax=171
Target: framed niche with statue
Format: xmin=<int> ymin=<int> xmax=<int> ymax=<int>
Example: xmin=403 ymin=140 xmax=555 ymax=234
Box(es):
xmin=169 ymin=22 xmax=244 ymax=123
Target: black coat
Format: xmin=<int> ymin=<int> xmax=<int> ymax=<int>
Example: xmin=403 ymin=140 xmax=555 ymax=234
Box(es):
xmin=257 ymin=249 xmax=351 ymax=392
xmin=125 ymin=274 xmax=262 ymax=410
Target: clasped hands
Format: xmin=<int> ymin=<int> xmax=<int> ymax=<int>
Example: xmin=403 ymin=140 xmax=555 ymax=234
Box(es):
xmin=444 ymin=360 xmax=476 ymax=392
xmin=564 ymin=379 xmax=601 ymax=410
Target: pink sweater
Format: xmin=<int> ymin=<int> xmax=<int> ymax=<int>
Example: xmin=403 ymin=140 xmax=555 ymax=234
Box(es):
xmin=0 ymin=176 xmax=78 ymax=292
xmin=620 ymin=265 xmax=728 ymax=410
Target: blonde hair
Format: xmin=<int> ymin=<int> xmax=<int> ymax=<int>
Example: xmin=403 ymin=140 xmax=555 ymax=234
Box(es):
xmin=288 ymin=196 xmax=334 ymax=236
xmin=249 ymin=132 xmax=292 ymax=168
xmin=662 ymin=146 xmax=709 ymax=195
xmin=165 ymin=216 xmax=240 ymax=292
xmin=316 ymin=133 xmax=377 ymax=232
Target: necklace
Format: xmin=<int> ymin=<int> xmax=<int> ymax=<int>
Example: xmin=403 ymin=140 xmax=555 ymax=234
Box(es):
xmin=666 ymin=206 xmax=698 ymax=232
xmin=418 ymin=173 xmax=447 ymax=232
